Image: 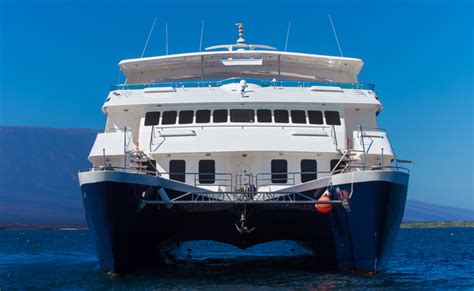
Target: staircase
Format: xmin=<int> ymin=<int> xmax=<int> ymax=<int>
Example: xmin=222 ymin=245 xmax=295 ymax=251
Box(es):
xmin=128 ymin=150 xmax=157 ymax=174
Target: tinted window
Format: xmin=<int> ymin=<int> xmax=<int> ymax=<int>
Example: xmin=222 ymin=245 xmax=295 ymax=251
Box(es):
xmin=162 ymin=111 xmax=177 ymax=125
xmin=144 ymin=112 xmax=160 ymax=126
xmin=325 ymin=111 xmax=341 ymax=125
xmin=169 ymin=160 xmax=186 ymax=182
xmin=199 ymin=160 xmax=215 ymax=184
xmin=213 ymin=110 xmax=228 ymax=123
xmin=178 ymin=110 xmax=193 ymax=124
xmin=274 ymin=110 xmax=289 ymax=123
xmin=230 ymin=109 xmax=255 ymax=122
xmin=308 ymin=111 xmax=323 ymax=124
xmin=257 ymin=109 xmax=272 ymax=123
xmin=196 ymin=110 xmax=211 ymax=123
xmin=271 ymin=159 xmax=288 ymax=183
xmin=301 ymin=160 xmax=317 ymax=182
xmin=291 ymin=110 xmax=306 ymax=124
xmin=330 ymin=159 xmax=341 ymax=172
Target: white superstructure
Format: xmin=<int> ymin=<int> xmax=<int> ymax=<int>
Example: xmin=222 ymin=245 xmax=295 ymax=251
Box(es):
xmin=88 ymin=24 xmax=396 ymax=193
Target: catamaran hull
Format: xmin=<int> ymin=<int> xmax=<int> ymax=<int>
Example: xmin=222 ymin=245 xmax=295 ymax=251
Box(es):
xmin=79 ymin=170 xmax=408 ymax=274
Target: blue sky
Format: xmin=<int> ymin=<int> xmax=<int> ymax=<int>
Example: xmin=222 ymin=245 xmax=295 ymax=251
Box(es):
xmin=0 ymin=0 xmax=472 ymax=210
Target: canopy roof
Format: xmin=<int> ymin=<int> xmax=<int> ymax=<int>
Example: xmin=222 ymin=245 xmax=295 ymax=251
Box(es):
xmin=119 ymin=50 xmax=364 ymax=84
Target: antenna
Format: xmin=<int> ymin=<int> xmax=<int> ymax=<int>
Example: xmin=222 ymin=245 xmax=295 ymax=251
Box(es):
xmin=165 ymin=22 xmax=169 ymax=55
xmin=236 ymin=23 xmax=245 ymax=44
xmin=141 ymin=17 xmax=157 ymax=58
xmin=284 ymin=21 xmax=291 ymax=51
xmin=199 ymin=20 xmax=205 ymax=52
xmin=328 ymin=14 xmax=343 ymax=57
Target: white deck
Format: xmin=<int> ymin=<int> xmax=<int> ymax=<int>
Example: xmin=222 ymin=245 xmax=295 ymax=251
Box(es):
xmin=119 ymin=50 xmax=364 ymax=84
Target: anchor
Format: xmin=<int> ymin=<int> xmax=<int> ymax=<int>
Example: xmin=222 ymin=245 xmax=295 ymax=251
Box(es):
xmin=235 ymin=208 xmax=255 ymax=234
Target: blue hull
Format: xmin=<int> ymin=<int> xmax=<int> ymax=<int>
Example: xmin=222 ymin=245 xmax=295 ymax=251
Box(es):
xmin=80 ymin=174 xmax=407 ymax=274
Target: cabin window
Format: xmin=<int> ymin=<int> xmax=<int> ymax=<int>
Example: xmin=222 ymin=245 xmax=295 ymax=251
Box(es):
xmin=144 ymin=112 xmax=160 ymax=126
xmin=199 ymin=160 xmax=215 ymax=184
xmin=230 ymin=109 xmax=255 ymax=122
xmin=196 ymin=110 xmax=211 ymax=123
xmin=325 ymin=111 xmax=341 ymax=125
xmin=301 ymin=159 xmax=317 ymax=182
xmin=330 ymin=159 xmax=341 ymax=172
xmin=213 ymin=110 xmax=228 ymax=123
xmin=161 ymin=111 xmax=177 ymax=125
xmin=257 ymin=109 xmax=272 ymax=123
xmin=308 ymin=111 xmax=323 ymax=124
xmin=178 ymin=111 xmax=194 ymax=124
xmin=169 ymin=160 xmax=186 ymax=182
xmin=271 ymin=159 xmax=288 ymax=183
xmin=291 ymin=110 xmax=306 ymax=124
xmin=274 ymin=110 xmax=289 ymax=123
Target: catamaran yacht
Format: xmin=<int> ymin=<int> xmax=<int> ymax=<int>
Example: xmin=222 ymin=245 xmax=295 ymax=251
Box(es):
xmin=79 ymin=24 xmax=411 ymax=274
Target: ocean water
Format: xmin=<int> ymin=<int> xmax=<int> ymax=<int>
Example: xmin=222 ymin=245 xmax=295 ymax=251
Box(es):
xmin=0 ymin=228 xmax=473 ymax=289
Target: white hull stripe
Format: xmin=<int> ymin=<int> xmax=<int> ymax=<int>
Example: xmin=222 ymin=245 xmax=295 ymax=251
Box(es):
xmin=79 ymin=170 xmax=408 ymax=193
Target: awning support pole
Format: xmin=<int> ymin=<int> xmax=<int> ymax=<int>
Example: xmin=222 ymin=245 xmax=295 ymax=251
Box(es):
xmin=200 ymin=55 xmax=204 ymax=81
xmin=278 ymin=55 xmax=281 ymax=81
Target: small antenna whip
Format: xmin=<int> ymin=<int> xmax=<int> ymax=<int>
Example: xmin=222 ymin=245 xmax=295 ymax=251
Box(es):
xmin=199 ymin=20 xmax=205 ymax=52
xmin=328 ymin=14 xmax=343 ymax=57
xmin=141 ymin=17 xmax=157 ymax=58
xmin=165 ymin=22 xmax=169 ymax=55
xmin=284 ymin=21 xmax=291 ymax=51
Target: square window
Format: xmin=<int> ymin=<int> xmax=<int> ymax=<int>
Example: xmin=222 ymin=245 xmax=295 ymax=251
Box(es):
xmin=178 ymin=111 xmax=194 ymax=124
xmin=308 ymin=111 xmax=323 ymax=124
xmin=162 ymin=111 xmax=177 ymax=125
xmin=213 ymin=110 xmax=228 ymax=123
xmin=325 ymin=111 xmax=341 ymax=125
xmin=196 ymin=110 xmax=211 ymax=123
xmin=291 ymin=110 xmax=306 ymax=124
xmin=144 ymin=112 xmax=160 ymax=126
xmin=274 ymin=110 xmax=289 ymax=123
xmin=257 ymin=109 xmax=272 ymax=123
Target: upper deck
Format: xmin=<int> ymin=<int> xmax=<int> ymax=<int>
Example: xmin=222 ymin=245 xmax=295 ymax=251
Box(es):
xmin=119 ymin=50 xmax=364 ymax=84
xmin=119 ymin=23 xmax=363 ymax=85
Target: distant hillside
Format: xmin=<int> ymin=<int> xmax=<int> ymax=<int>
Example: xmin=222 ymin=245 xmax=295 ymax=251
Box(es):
xmin=0 ymin=126 xmax=97 ymax=226
xmin=0 ymin=126 xmax=472 ymax=227
xmin=404 ymin=199 xmax=474 ymax=222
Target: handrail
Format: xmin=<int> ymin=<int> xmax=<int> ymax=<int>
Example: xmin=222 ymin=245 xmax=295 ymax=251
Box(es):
xmin=158 ymin=172 xmax=233 ymax=189
xmin=358 ymin=127 xmax=387 ymax=132
xmin=331 ymin=125 xmax=338 ymax=149
xmin=152 ymin=124 xmax=330 ymax=130
xmin=111 ymin=78 xmax=375 ymax=91
xmin=359 ymin=125 xmax=367 ymax=169
xmin=140 ymin=191 xmax=352 ymax=207
xmin=255 ymin=171 xmax=332 ymax=188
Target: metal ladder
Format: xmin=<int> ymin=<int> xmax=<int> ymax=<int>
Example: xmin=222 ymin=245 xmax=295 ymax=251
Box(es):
xmin=128 ymin=150 xmax=158 ymax=174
